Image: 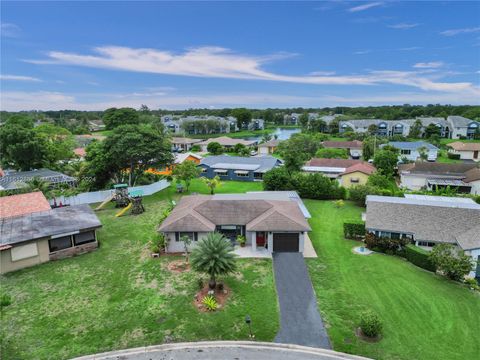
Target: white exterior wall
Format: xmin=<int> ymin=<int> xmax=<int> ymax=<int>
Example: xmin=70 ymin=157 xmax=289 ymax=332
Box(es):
xmin=400 ymin=174 xmax=428 ymax=190
xmin=469 ymin=180 xmax=480 ymax=195
xmin=451 ymin=127 xmax=467 ymax=139
xmin=465 ymin=248 xmax=480 ymax=278
xmin=399 ymin=149 xmax=438 ymax=162
xmin=258 ymin=147 xmax=269 ymax=155
xmin=165 ymin=232 xmax=210 ymax=253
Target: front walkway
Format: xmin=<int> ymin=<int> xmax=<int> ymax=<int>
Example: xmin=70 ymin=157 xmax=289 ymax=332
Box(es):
xmin=273 ymin=253 xmax=331 ymax=349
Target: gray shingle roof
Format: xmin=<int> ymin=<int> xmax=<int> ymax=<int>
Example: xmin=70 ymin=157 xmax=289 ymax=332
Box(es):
xmin=398 ymin=162 xmax=478 ymax=176
xmin=366 ymin=196 xmax=480 ymax=250
xmin=200 ymin=155 xmax=280 ymax=173
xmin=0 ymin=204 xmax=102 ymax=246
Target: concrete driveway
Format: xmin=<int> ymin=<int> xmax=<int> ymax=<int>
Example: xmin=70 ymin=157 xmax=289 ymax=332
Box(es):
xmin=273 ymin=253 xmax=331 ymax=349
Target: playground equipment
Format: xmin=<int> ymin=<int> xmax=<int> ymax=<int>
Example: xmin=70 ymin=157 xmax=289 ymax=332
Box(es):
xmin=114 ymin=189 xmax=145 ymax=217
xmin=95 ymin=194 xmax=114 ymax=211
xmin=113 ymin=184 xmax=130 ymax=208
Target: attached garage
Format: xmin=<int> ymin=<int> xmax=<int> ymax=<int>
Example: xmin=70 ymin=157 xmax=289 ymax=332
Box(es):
xmin=273 ymin=233 xmax=299 ymax=252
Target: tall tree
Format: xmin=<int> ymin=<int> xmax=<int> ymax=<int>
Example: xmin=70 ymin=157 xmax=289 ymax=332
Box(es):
xmin=172 ymin=160 xmax=201 ymax=192
xmin=408 ymin=119 xmax=423 ymax=138
xmin=373 ymin=147 xmax=399 ymax=178
xmin=103 ymin=107 xmax=140 ymax=129
xmin=231 ymin=108 xmax=252 ymax=129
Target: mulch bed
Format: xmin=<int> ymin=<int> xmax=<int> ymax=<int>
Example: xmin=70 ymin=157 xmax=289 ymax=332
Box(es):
xmin=355 ymin=327 xmax=382 ymax=343
xmin=193 ymin=284 xmax=231 ymax=313
xmin=167 ymin=260 xmax=191 ymax=273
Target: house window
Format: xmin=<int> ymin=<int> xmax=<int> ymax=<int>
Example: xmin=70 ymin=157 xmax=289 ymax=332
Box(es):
xmin=418 ymin=241 xmax=435 ymax=247
xmin=11 ymin=243 xmax=39 ymax=262
xmin=73 ymin=231 xmax=96 ymax=246
xmin=390 ymin=232 xmax=400 ymax=240
xmin=49 ymin=236 xmax=73 ymax=252
xmin=175 ymin=232 xmax=198 ymax=242
xmin=350 ymin=177 xmax=360 ymax=183
xmin=214 ymin=169 xmax=228 ymax=177
xmin=201 ymin=168 xmax=207 ymax=173
xmin=254 ymin=172 xmax=263 ymax=179
xmin=400 ymin=149 xmax=411 ymax=155
xmin=235 ymin=171 xmax=249 ymax=177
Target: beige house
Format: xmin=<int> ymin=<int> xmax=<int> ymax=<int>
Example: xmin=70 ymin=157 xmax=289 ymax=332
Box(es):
xmin=0 ymin=192 xmax=102 ymax=274
xmin=447 ymin=141 xmax=480 ymax=162
xmin=197 ymin=136 xmax=257 ymax=152
xmin=258 ymin=139 xmax=281 ymax=155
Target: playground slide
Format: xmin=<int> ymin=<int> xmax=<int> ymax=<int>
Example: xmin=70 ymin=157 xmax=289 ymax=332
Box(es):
xmin=95 ymin=194 xmax=114 ymax=211
xmin=115 ymin=202 xmax=132 ymax=217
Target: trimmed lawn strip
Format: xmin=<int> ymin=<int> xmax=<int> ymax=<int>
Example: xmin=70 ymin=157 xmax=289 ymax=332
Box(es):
xmin=305 ymin=200 xmax=480 ymax=360
xmin=0 ymin=180 xmax=277 ymax=359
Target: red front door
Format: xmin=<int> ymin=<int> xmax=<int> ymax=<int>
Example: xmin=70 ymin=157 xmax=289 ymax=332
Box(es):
xmin=256 ymin=232 xmax=266 ymax=246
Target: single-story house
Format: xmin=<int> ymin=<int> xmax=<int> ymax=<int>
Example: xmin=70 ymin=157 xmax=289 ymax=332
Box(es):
xmin=365 ymin=194 xmax=480 ymax=279
xmin=258 ymin=139 xmax=281 ymax=155
xmin=447 ymin=141 xmax=480 ymax=162
xmin=87 ymin=120 xmax=106 ymax=132
xmin=381 ymin=141 xmax=439 ymax=162
xmin=0 ymin=192 xmax=102 ymax=274
xmin=171 ymin=137 xmax=203 ymax=152
xmin=302 ymin=158 xmax=376 ymax=188
xmin=197 ymin=136 xmax=257 ymax=152
xmin=73 ymin=147 xmax=87 ymax=160
xmin=158 ymin=191 xmax=311 ymax=254
xmin=0 ymin=168 xmax=76 ymax=191
xmin=398 ymin=162 xmax=480 ymax=194
xmin=322 ymin=140 xmax=363 ymax=159
xmin=147 ymin=152 xmax=203 ymax=176
xmin=199 ymin=155 xmax=281 ymax=181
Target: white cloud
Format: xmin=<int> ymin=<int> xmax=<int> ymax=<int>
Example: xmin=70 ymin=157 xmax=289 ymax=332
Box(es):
xmin=309 ymin=71 xmax=336 ymax=76
xmin=0 ymin=74 xmax=42 ymax=82
xmin=388 ymin=23 xmax=419 ymax=30
xmin=413 ymin=62 xmax=444 ymax=69
xmin=347 ymin=2 xmax=383 ymax=13
xmin=440 ymin=27 xmax=480 ymax=36
xmin=1 ymin=23 xmax=20 ymax=37
xmin=25 ymin=46 xmax=478 ymax=94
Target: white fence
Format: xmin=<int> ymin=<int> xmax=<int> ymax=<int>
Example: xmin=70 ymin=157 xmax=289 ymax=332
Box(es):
xmin=49 ymin=180 xmax=170 ymax=206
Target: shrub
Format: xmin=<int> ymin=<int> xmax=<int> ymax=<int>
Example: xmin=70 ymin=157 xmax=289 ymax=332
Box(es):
xmin=149 ymin=233 xmax=167 ymax=253
xmin=464 ymin=278 xmax=480 ymax=291
xmin=190 ymin=144 xmax=201 ymax=152
xmin=263 ymin=167 xmax=294 ymax=191
xmin=292 ymin=172 xmax=346 ymax=200
xmin=343 ymin=222 xmax=365 ymax=239
xmin=430 ymin=244 xmax=474 ymax=281
xmin=0 ymin=293 xmax=12 ymax=308
xmin=365 ymin=233 xmax=409 ymax=253
xmin=349 ymin=185 xmax=380 ymax=206
xmin=359 ymin=310 xmax=382 ymax=338
xmin=202 ymin=295 xmax=218 ymax=311
xmin=405 ymin=244 xmax=436 ymax=272
xmin=333 ymin=199 xmax=345 ymax=208
xmin=447 ymin=152 xmax=461 ymax=160
xmin=207 ymin=142 xmax=224 ymax=155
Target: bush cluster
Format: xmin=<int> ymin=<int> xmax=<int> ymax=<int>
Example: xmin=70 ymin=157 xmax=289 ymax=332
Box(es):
xmin=405 ymin=244 xmax=436 ymax=272
xmin=365 ymin=233 xmax=409 ymax=254
xmin=359 ymin=310 xmax=383 ymax=338
xmin=447 ymin=152 xmax=461 ymax=160
xmin=343 ymin=222 xmax=366 ymax=239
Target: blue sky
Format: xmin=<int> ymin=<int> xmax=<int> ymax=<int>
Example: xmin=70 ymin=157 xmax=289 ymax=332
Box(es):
xmin=1 ymin=1 xmax=479 ymax=110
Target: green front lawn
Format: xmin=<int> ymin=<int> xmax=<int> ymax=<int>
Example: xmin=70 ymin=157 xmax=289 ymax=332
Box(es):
xmin=306 ymin=200 xmax=480 ymax=360
xmin=0 ymin=180 xmax=276 ymax=359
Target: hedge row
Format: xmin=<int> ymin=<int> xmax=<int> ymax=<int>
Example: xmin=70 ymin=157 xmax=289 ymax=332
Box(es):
xmin=343 ymin=222 xmax=365 ymax=239
xmin=447 ymin=152 xmax=461 ymax=160
xmin=405 ymin=244 xmax=436 ymax=272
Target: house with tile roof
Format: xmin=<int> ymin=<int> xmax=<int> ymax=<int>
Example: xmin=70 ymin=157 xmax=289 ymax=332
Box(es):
xmin=199 ymin=155 xmax=281 ymax=181
xmin=158 ymin=192 xmax=311 ymax=254
xmin=398 ymin=162 xmax=480 ymax=194
xmin=0 ymin=192 xmax=102 ymax=274
xmin=447 ymin=141 xmax=480 ymax=162
xmin=365 ymin=195 xmax=480 ymax=279
xmin=171 ymin=137 xmax=203 ymax=152
xmin=302 ymin=158 xmax=376 ymax=188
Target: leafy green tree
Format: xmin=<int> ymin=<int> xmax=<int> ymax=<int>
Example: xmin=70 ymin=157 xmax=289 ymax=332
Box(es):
xmin=408 ymin=119 xmax=423 ymax=138
xmin=349 ymin=185 xmax=379 ymax=206
xmin=429 ymin=244 xmax=473 ymax=281
xmin=190 ymin=232 xmax=237 ymax=288
xmin=299 ymin=112 xmax=309 ymax=130
xmin=418 ymin=146 xmax=428 ymax=162
xmin=261 ymin=133 xmax=272 ymax=142
xmin=373 ymin=147 xmax=399 ymax=178
xmin=84 ymin=140 xmax=117 ymax=189
xmin=368 ymin=124 xmax=379 ymax=135
xmin=315 ymin=148 xmax=349 ymax=159
xmin=231 ymin=108 xmax=252 ymax=129
xmin=4 ymin=114 xmax=34 ymax=128
xmin=24 ymin=177 xmax=52 ymax=198
xmin=309 ymin=118 xmax=327 ymax=133
xmin=103 ymin=107 xmax=139 ymax=129
xmin=34 ymin=124 xmax=75 ymax=166
xmin=233 ymin=143 xmax=246 ymax=154
xmin=172 ymin=160 xmax=201 ymax=192
xmin=424 ymin=123 xmax=441 ymax=139
xmin=366 ymin=173 xmax=391 ymax=189
xmin=207 ymin=141 xmax=224 ymax=155
xmin=103 ymin=124 xmax=173 ymax=186
xmin=263 ymin=109 xmax=274 ymax=123
xmin=263 ymin=167 xmax=293 ymax=191
xmin=203 ymin=175 xmax=221 ymax=194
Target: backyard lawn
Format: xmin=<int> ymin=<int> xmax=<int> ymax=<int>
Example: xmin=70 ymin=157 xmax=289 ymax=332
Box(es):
xmin=0 ymin=180 xmax=277 ymax=360
xmin=305 ymin=200 xmax=480 ymax=360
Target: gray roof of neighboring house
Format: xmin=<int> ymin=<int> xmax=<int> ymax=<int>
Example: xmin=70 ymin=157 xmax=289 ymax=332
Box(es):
xmin=0 ymin=204 xmax=102 ymax=246
xmin=0 ymin=169 xmax=76 ymax=191
xmin=200 ymin=155 xmax=280 ymax=173
xmin=158 ymin=195 xmax=311 ymax=233
xmin=381 ymin=141 xmax=439 ymax=151
xmin=197 ymin=136 xmax=256 ymax=147
xmin=365 ymin=195 xmax=480 ymax=249
xmin=398 ymin=162 xmax=478 ymax=176
xmin=258 ymin=139 xmax=281 ymax=148
xmin=447 ymin=116 xmax=477 ymax=127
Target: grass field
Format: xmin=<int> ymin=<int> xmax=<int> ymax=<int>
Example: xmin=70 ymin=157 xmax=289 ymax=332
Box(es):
xmin=0 ymin=180 xmax=276 ymax=360
xmin=305 ymin=200 xmax=480 ymax=360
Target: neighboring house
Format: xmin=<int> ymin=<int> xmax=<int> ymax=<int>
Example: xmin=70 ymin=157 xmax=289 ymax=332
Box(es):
xmin=0 ymin=168 xmax=76 ymax=191
xmin=199 ymin=155 xmax=281 ymax=181
xmin=87 ymin=120 xmax=106 ymax=132
xmin=447 ymin=141 xmax=480 ymax=162
xmin=322 ymin=140 xmax=363 ymax=159
xmin=147 ymin=152 xmax=203 ymax=176
xmin=302 ymin=158 xmax=376 ymax=187
xmin=258 ymin=139 xmax=281 ymax=155
xmin=248 ymin=118 xmax=265 ymax=130
xmin=0 ymin=192 xmax=102 ymax=274
xmin=158 ymin=191 xmax=311 ymax=254
xmin=365 ymin=195 xmax=480 ymax=279
xmin=197 ymin=136 xmax=257 ymax=152
xmin=447 ymin=116 xmax=480 ymax=139
xmin=171 ymin=137 xmax=203 ymax=152
xmin=381 ymin=141 xmax=439 ymax=162
xmin=284 ymin=113 xmax=300 ymax=125
xmin=163 ymin=115 xmax=237 ymax=135
xmin=75 ymin=134 xmax=106 ymax=147
xmin=398 ymin=162 xmax=480 ymax=194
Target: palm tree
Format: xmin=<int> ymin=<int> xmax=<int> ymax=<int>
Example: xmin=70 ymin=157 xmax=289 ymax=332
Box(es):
xmin=203 ymin=175 xmax=221 ymax=195
xmin=24 ymin=177 xmax=52 ymax=198
xmin=190 ymin=232 xmax=237 ymax=289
